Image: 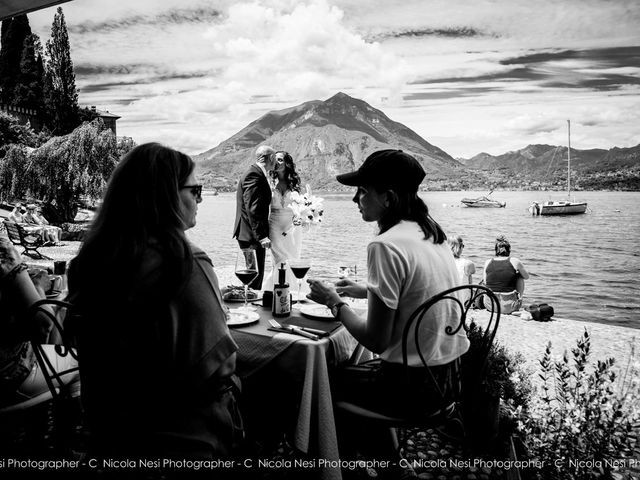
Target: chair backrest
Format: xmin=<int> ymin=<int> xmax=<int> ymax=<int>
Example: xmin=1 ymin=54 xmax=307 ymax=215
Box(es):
xmin=400 ymin=284 xmax=501 ymax=403
xmin=3 ymin=220 xmax=23 ymax=245
xmin=26 ymin=299 xmax=80 ymax=402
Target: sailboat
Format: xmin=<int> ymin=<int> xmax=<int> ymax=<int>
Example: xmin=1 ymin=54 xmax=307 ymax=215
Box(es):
xmin=529 ymin=120 xmax=588 ymax=216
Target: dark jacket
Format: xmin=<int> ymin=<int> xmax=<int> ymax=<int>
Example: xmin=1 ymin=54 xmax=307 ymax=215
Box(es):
xmin=233 ymin=164 xmax=271 ymax=244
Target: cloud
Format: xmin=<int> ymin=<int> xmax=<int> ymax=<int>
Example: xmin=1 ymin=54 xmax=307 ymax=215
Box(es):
xmin=369 ymin=26 xmax=490 ymax=41
xmin=68 ymin=7 xmax=222 ymax=34
xmin=202 ymin=0 xmax=407 ymax=101
xmin=25 ymin=0 xmax=640 ymax=157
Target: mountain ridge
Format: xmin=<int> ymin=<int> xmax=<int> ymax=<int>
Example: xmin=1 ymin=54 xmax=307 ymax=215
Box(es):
xmin=194 ymin=93 xmax=640 ymax=191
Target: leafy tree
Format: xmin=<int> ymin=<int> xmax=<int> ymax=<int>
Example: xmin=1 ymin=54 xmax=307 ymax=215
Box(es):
xmin=0 ymin=15 xmax=32 ymax=105
xmin=0 ymin=144 xmax=29 ymax=200
xmin=0 ymin=111 xmax=39 ymax=155
xmin=14 ymin=33 xmax=46 ymax=112
xmin=3 ymin=119 xmax=135 ymax=223
xmin=43 ymin=7 xmax=79 ymax=135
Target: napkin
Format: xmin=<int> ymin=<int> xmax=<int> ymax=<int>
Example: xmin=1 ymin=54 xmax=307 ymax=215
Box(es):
xmin=281 ymin=317 xmax=342 ymax=335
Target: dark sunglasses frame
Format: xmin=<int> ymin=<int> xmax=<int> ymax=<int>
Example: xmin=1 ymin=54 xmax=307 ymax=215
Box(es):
xmin=181 ymin=184 xmax=203 ymax=198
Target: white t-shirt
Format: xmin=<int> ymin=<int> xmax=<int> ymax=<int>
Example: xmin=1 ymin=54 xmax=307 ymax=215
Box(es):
xmin=367 ymin=221 xmax=470 ymax=367
xmin=454 ymin=257 xmax=476 ymax=284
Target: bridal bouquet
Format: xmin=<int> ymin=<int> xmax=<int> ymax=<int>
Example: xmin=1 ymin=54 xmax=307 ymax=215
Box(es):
xmin=284 ymin=184 xmax=324 ymax=235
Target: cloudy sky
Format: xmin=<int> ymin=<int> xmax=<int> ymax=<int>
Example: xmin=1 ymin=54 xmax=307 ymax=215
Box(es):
xmin=27 ymin=0 xmax=640 ymax=158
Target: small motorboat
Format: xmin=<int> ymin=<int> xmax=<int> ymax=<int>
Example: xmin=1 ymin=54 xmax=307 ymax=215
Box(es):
xmin=461 ymin=195 xmax=506 ymax=208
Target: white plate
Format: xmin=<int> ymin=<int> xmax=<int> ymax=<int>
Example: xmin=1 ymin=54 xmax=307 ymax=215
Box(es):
xmin=299 ymin=304 xmax=334 ymax=319
xmin=226 ymin=310 xmax=260 ymax=326
xmin=224 ymin=294 xmax=263 ymax=303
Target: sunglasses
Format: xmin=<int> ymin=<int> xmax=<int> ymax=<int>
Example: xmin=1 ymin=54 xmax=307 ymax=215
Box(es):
xmin=181 ymin=184 xmax=203 ymax=199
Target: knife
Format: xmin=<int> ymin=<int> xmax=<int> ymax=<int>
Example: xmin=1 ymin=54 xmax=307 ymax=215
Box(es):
xmin=268 ymin=319 xmax=319 ymax=340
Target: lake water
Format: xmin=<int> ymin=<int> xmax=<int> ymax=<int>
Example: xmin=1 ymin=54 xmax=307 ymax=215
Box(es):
xmin=187 ymin=190 xmax=640 ymax=330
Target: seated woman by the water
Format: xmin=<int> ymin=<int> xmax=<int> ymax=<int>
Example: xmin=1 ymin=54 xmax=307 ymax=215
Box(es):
xmin=448 ymin=235 xmax=476 ymax=284
xmin=67 ymin=143 xmax=243 ymax=460
xmin=483 ymin=234 xmax=529 ymax=313
xmin=307 ymin=149 xmax=468 ymax=464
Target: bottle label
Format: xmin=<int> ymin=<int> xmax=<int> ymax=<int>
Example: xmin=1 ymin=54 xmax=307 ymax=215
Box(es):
xmin=272 ymin=287 xmax=291 ymax=316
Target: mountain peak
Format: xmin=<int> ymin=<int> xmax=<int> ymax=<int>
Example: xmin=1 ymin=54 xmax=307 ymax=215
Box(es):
xmin=193 ymin=92 xmax=458 ymax=189
xmin=327 ymin=91 xmax=350 ymax=100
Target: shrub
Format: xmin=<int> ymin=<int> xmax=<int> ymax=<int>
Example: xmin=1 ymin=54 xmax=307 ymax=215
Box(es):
xmin=519 ymin=329 xmax=640 ymax=479
xmin=462 ymin=323 xmax=534 ymax=447
xmin=465 ymin=322 xmax=534 ymax=409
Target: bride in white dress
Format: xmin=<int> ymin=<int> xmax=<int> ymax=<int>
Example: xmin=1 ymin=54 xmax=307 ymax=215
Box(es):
xmin=263 ymin=151 xmax=308 ymax=295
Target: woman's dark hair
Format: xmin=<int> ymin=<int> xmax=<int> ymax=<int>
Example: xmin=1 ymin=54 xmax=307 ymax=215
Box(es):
xmin=69 ymin=143 xmax=195 ymax=306
xmin=495 ymin=235 xmax=511 ymax=256
xmin=376 ymin=188 xmax=447 ymax=244
xmin=271 ymin=151 xmax=301 ymax=192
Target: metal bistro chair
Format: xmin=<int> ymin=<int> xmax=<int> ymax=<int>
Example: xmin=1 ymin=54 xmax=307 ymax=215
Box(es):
xmin=335 ymin=284 xmax=501 ymax=456
xmin=0 ymin=299 xmax=82 ymax=455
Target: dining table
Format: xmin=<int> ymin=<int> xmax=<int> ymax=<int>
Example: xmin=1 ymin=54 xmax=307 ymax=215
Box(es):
xmin=225 ymin=298 xmax=364 ymax=480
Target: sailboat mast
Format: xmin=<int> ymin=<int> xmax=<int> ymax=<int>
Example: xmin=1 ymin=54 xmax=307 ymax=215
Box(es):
xmin=567 ymin=119 xmax=571 ymax=199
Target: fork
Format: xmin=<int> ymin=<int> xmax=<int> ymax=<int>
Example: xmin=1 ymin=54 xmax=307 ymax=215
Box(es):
xmin=268 ymin=319 xmax=319 ymax=340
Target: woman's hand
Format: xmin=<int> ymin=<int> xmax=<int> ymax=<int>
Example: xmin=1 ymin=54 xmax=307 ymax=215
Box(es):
xmin=0 ymin=237 xmax=22 ymax=278
xmin=335 ymin=278 xmax=368 ymax=299
xmin=28 ymin=269 xmax=51 ymax=296
xmin=306 ymin=278 xmax=342 ymax=307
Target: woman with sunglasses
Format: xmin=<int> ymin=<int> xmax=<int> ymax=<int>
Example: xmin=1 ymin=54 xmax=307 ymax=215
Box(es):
xmin=262 ymin=151 xmax=306 ymax=293
xmin=448 ymin=235 xmax=476 ymax=285
xmin=67 ymin=143 xmax=242 ymax=461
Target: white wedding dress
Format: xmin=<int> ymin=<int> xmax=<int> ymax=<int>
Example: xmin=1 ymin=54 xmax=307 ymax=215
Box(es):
xmin=263 ymin=188 xmax=308 ymax=295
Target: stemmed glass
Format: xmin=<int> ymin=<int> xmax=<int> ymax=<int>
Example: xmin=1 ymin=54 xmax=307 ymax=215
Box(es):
xmin=234 ymin=248 xmax=259 ymax=313
xmin=337 ymin=266 xmax=351 ymax=279
xmin=337 ymin=264 xmax=357 ymax=304
xmin=289 ymin=260 xmax=311 ymax=309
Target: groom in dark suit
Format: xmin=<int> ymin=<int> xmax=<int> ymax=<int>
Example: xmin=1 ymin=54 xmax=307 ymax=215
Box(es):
xmin=233 ymin=145 xmax=276 ymax=290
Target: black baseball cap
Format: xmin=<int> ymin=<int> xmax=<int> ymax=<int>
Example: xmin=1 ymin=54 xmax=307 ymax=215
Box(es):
xmin=336 ymin=149 xmax=426 ymax=192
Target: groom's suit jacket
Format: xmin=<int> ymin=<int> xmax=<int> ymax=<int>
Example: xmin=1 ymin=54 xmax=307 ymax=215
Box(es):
xmin=233 ymin=163 xmax=271 ymax=245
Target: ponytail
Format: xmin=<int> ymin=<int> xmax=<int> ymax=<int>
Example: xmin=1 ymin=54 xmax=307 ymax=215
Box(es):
xmin=378 ymin=190 xmax=447 ymax=244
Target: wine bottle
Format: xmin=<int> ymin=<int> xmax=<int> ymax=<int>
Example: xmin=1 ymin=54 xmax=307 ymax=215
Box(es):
xmin=272 ymin=263 xmax=291 ymax=317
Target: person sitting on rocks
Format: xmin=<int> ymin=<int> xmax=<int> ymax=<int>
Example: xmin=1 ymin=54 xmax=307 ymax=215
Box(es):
xmin=482 ymin=234 xmax=530 ymax=314
xmin=448 ymin=235 xmax=476 ymax=285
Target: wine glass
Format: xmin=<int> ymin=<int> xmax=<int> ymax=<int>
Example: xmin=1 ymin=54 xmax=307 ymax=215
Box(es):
xmin=290 ymin=260 xmax=311 ymax=309
xmin=337 ymin=266 xmax=351 ymax=279
xmin=338 ymin=264 xmax=357 ymax=304
xmin=234 ymin=248 xmax=259 ymax=313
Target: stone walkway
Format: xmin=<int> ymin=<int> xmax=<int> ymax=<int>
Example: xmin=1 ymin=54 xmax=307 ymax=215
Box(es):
xmin=469 ymin=309 xmax=639 ymax=384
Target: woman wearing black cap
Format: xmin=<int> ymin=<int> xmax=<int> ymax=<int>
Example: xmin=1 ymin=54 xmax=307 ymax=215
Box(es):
xmin=307 ymin=149 xmax=469 ymax=462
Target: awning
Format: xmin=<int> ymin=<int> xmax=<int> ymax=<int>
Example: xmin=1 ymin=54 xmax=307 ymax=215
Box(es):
xmin=0 ymin=1 xmax=73 ymax=21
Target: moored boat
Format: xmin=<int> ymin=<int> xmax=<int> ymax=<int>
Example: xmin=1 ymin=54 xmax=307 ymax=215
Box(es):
xmin=530 ymin=120 xmax=587 ymax=216
xmin=461 ymin=196 xmax=506 ymax=208
xmin=529 ymin=200 xmax=587 ymax=215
